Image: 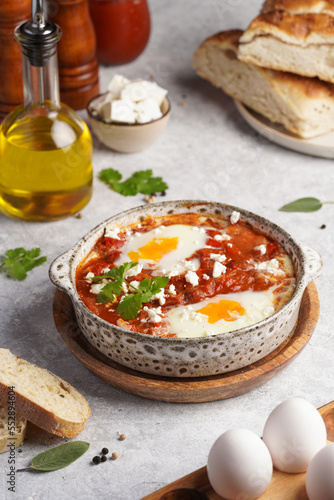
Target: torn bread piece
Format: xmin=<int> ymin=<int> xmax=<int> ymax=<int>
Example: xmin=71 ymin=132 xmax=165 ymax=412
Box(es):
xmin=0 ymin=349 xmax=90 ymax=438
xmin=262 ymin=0 xmax=334 ymax=16
xmin=0 ymin=404 xmax=27 ymax=453
xmin=238 ymin=11 xmax=334 ymax=83
xmin=193 ymin=29 xmax=334 ymax=138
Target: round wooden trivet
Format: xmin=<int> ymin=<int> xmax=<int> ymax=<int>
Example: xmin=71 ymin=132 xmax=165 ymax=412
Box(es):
xmin=53 ymin=283 xmax=319 ymax=403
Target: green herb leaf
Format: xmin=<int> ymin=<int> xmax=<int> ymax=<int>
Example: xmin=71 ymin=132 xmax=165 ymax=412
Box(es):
xmin=117 ymin=293 xmax=143 ymax=320
xmin=0 ymin=247 xmax=47 ymax=280
xmin=99 ymin=168 xmax=122 ymax=185
xmin=117 ymin=275 xmax=169 ymax=320
xmin=99 ymin=168 xmax=168 ymax=196
xmin=95 ymin=262 xmax=139 ymax=303
xmin=279 ymin=197 xmax=323 ymax=212
xmin=90 ymin=261 xmax=169 ymax=319
xmin=93 ymin=262 xmax=138 ymax=283
xmin=139 ymin=276 xmax=169 ymax=296
xmin=97 ymin=282 xmax=117 ymax=304
xmin=18 ymin=441 xmax=90 ymax=472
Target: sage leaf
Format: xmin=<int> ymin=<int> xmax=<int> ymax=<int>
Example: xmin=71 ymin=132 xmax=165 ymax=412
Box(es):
xmin=18 ymin=441 xmax=90 ymax=472
xmin=279 ymin=197 xmax=323 ymax=212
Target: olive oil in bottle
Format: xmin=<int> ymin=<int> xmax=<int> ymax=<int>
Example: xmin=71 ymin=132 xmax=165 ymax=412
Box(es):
xmin=0 ymin=0 xmax=93 ymax=221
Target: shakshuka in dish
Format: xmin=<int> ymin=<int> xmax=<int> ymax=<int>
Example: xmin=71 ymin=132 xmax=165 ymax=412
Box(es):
xmin=76 ymin=211 xmax=296 ymax=338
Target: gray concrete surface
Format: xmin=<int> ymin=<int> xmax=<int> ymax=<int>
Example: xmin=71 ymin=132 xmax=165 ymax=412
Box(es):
xmin=1 ymin=1 xmax=333 ymax=498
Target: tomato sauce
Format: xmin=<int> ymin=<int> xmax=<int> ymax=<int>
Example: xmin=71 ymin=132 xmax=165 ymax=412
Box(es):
xmin=76 ymin=213 xmax=295 ymax=337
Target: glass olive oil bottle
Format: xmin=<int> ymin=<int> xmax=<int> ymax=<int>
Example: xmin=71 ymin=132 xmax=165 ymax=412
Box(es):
xmin=0 ymin=1 xmax=93 ymax=221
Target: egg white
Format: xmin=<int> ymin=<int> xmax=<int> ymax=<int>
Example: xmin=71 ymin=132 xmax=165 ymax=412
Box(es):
xmin=167 ymin=289 xmax=277 ymax=338
xmin=115 ymin=224 xmax=208 ymax=276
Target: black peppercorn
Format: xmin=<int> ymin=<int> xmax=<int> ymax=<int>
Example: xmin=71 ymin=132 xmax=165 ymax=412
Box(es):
xmin=101 ymin=455 xmax=107 ymax=462
xmin=320 ymin=224 xmax=326 ymax=229
xmin=102 ymin=447 xmax=109 ymax=455
xmin=93 ymin=455 xmax=101 ymax=464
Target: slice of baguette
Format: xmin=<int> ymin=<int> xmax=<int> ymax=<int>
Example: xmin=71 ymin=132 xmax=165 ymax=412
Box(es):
xmin=0 ymin=349 xmax=90 ymax=438
xmin=238 ymin=11 xmax=334 ymax=83
xmin=0 ymin=404 xmax=27 ymax=454
xmin=193 ymin=29 xmax=334 ymax=138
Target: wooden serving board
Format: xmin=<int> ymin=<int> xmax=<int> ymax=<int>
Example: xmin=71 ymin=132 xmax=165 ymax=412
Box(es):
xmin=53 ymin=283 xmax=319 ymax=403
xmin=142 ymin=400 xmax=334 ymax=500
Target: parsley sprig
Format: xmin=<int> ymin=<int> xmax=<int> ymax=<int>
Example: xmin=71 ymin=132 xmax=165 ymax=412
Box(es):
xmin=0 ymin=247 xmax=47 ymax=280
xmin=99 ymin=168 xmax=168 ymax=196
xmin=93 ymin=262 xmax=169 ymax=320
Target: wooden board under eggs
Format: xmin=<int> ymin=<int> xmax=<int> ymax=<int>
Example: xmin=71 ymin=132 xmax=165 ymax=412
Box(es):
xmin=143 ymin=400 xmax=334 ymax=499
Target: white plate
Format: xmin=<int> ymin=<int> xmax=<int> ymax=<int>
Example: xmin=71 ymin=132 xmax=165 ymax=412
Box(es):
xmin=234 ymin=100 xmax=334 ymax=159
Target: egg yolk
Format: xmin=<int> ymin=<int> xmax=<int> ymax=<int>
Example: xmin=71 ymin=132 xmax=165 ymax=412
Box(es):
xmin=197 ymin=300 xmax=245 ymax=323
xmin=128 ymin=237 xmax=179 ymax=262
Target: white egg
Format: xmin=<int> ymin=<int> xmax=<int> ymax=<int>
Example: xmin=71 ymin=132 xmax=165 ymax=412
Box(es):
xmin=167 ymin=289 xmax=276 ymax=338
xmin=207 ymin=428 xmax=273 ymax=500
xmin=115 ymin=224 xmax=207 ymax=276
xmin=306 ymin=442 xmax=334 ymax=500
xmin=262 ymin=397 xmax=327 ymax=473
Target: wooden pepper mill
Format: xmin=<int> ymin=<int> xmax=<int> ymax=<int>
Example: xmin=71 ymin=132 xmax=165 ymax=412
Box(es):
xmin=0 ymin=0 xmax=31 ymax=120
xmin=49 ymin=0 xmax=99 ymax=109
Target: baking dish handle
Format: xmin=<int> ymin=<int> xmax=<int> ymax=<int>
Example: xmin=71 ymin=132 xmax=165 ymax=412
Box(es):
xmin=49 ymin=248 xmax=76 ymax=296
xmin=301 ymin=244 xmax=323 ymax=284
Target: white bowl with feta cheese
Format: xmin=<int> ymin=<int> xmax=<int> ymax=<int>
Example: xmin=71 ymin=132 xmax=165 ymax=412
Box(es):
xmin=87 ymin=75 xmax=170 ymax=153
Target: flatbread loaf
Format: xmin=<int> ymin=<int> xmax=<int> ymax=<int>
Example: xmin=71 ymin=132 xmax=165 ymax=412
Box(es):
xmin=238 ymin=10 xmax=334 ymax=83
xmin=262 ymin=0 xmax=334 ymax=15
xmin=0 ymin=349 xmax=90 ymax=438
xmin=0 ymin=404 xmax=27 ymax=453
xmin=193 ymin=29 xmax=334 ymax=138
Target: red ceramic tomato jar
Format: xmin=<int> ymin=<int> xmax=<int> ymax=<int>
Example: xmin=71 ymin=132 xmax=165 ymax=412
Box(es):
xmin=89 ymin=0 xmax=151 ymax=65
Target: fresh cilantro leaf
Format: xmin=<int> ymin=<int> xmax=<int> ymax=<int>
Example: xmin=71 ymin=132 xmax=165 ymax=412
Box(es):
xmin=9 ymin=261 xmax=27 ymax=281
xmin=93 ymin=262 xmax=138 ymax=282
xmin=99 ymin=168 xmax=168 ymax=197
xmin=0 ymin=247 xmax=46 ymax=280
xmin=140 ymin=276 xmax=169 ymax=295
xmin=91 ymin=261 xmax=169 ymax=320
xmin=120 ymin=276 xmax=169 ymax=319
xmin=97 ymin=282 xmax=116 ymax=304
xmin=96 ymin=279 xmax=127 ymax=304
xmin=95 ymin=262 xmax=139 ymax=304
xmin=137 ymin=176 xmax=168 ymax=195
xmin=117 ymin=293 xmax=143 ymax=320
xmin=99 ymin=168 xmax=122 ymax=185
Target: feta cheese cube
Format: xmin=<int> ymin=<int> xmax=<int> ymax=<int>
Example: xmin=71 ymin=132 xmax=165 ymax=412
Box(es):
xmin=141 ymin=80 xmax=168 ymax=106
xmin=135 ymin=97 xmax=162 ymax=124
xmin=214 ymin=233 xmax=231 ymax=241
xmin=105 ymin=228 xmax=120 ymax=239
xmin=254 ymin=245 xmax=267 ymax=255
xmin=212 ymin=261 xmax=227 ymax=278
xmin=107 ymin=74 xmax=130 ymax=99
xmin=210 ymin=253 xmax=226 ymax=263
xmin=185 ymin=271 xmax=199 ymax=286
xmin=102 ymin=99 xmax=136 ymax=124
xmin=230 ymin=211 xmax=240 ymax=224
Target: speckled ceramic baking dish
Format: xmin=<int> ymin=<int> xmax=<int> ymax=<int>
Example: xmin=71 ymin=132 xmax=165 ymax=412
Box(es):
xmin=49 ymin=201 xmax=322 ymax=378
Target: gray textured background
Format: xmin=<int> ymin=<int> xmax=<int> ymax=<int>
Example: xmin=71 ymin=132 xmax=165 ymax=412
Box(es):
xmin=1 ymin=1 xmax=333 ymax=498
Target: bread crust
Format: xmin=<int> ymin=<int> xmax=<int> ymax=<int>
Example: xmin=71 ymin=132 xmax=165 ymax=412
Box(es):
xmin=240 ymin=11 xmax=334 ymax=44
xmin=262 ymin=0 xmax=334 ymax=15
xmin=0 ymin=349 xmax=90 ymax=438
